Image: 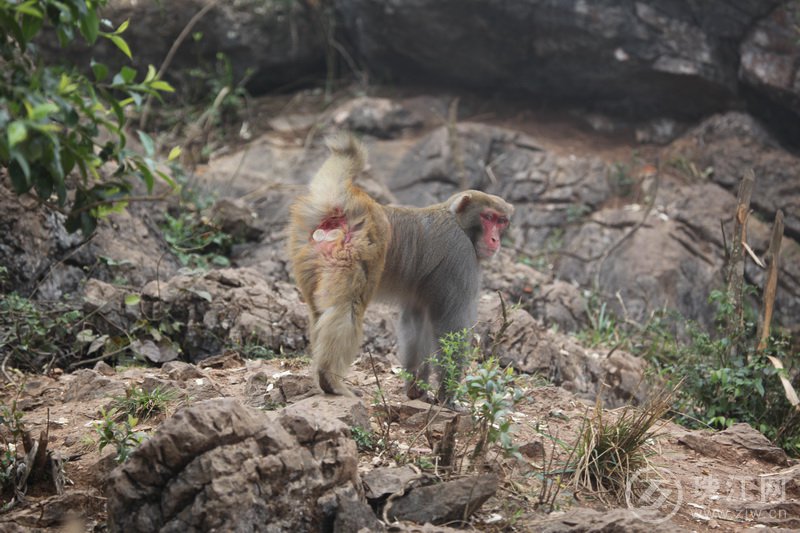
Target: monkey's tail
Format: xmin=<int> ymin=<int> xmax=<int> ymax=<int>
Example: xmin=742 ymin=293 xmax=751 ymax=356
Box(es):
xmin=311 ymin=303 xmax=363 ymax=396
xmin=308 ymin=132 xmax=366 ymax=208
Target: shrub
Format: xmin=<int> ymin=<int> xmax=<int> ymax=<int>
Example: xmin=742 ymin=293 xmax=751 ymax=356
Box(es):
xmin=642 ymin=290 xmax=800 ymax=454
xmin=0 ymin=0 xmax=177 ymax=235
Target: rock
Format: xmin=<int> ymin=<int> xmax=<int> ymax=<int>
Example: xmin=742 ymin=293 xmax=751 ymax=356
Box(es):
xmin=518 ymin=440 xmax=546 ymax=460
xmin=331 ymin=96 xmax=425 ymax=138
xmin=713 ymin=423 xmax=789 ymax=466
xmin=670 ymin=112 xmax=800 ymax=240
xmin=93 ymin=361 xmax=116 ymax=376
xmin=106 ymin=398 xmax=363 ymax=532
xmin=281 ymin=395 xmax=371 ymax=435
xmin=483 ymin=258 xmax=587 ymax=332
xmin=0 ymin=183 xmax=90 ymax=297
xmin=635 ymin=117 xmax=686 ymax=145
xmin=140 ymin=375 xmax=178 ymax=395
xmin=385 ymin=474 xmax=498 ymax=525
xmin=335 ymin=0 xmax=780 ymax=119
xmin=478 ymin=300 xmax=648 ymax=407
xmin=206 ymin=197 xmax=263 ymax=242
xmin=63 ymin=369 xmax=126 ymax=402
xmin=83 ymin=279 xmax=137 ymax=333
xmin=332 ymin=486 xmax=387 ymax=533
xmin=363 ymin=465 xmax=423 ymax=500
xmin=679 ymin=423 xmax=789 ymax=466
xmin=246 ymin=371 xmax=314 ymax=407
xmin=740 ymin=2 xmax=800 ymax=133
xmin=161 ymin=361 xmax=207 ymax=381
xmin=197 ymin=351 xmax=245 ymax=369
xmin=43 ymin=0 xmax=326 ymax=95
xmin=139 ymin=267 xmax=308 ymax=361
xmin=741 ymin=501 xmax=800 ymax=528
xmin=533 ymin=507 xmax=677 ymax=532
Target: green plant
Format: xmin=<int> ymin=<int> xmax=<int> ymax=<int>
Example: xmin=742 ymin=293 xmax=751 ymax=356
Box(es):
xmin=0 ymin=399 xmax=25 ymax=501
xmin=0 ymin=0 xmax=178 ymax=235
xmin=184 ymin=51 xmax=250 ymax=129
xmin=607 ymin=162 xmax=635 ymax=197
xmin=462 ymin=357 xmax=524 ymax=459
xmin=640 ymin=289 xmax=800 ymax=454
xmin=0 ymin=293 xmax=86 ymax=371
xmin=228 ymin=336 xmax=278 ymax=360
xmin=577 ymin=294 xmax=627 ymax=349
xmin=433 ymin=329 xmax=478 ymax=402
xmin=94 ymin=407 xmax=146 ymax=463
xmin=351 ymin=426 xmax=375 ymax=452
xmin=112 ymin=385 xmax=177 ymax=421
xmin=162 ymin=210 xmax=232 ymax=269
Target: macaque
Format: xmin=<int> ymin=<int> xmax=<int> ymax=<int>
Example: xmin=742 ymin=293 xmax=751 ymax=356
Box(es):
xmin=288 ymin=133 xmax=513 ymax=402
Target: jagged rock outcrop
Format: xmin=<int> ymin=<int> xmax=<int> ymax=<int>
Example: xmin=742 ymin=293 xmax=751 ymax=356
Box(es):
xmin=106 ymin=398 xmax=366 ymax=532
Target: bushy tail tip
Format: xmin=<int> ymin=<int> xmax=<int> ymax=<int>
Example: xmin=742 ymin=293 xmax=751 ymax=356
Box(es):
xmin=325 ymin=131 xmax=366 ymax=173
xmin=308 ymin=132 xmax=366 ymax=205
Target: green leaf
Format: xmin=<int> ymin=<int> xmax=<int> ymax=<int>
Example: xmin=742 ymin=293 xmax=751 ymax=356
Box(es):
xmin=124 ymin=294 xmax=141 ymax=306
xmin=15 ymin=1 xmax=43 ymax=17
xmin=91 ymin=60 xmax=109 ymax=82
xmin=167 ymin=146 xmax=182 ymax=161
xmin=8 ymin=156 xmax=31 ymax=193
xmin=144 ymin=64 xmax=157 ymax=83
xmin=19 ymin=11 xmax=44 ymax=44
xmin=136 ymin=161 xmax=155 ymax=191
xmin=114 ymin=19 xmax=130 ymax=35
xmin=108 ymin=34 xmax=132 ymax=59
xmin=29 ymin=102 xmax=59 ymax=121
xmin=79 ymin=8 xmax=100 ymax=44
xmin=8 ymin=121 xmax=27 ymax=147
xmin=136 ymin=130 xmax=155 ymax=156
xmin=149 ymin=80 xmax=174 ymax=93
xmin=120 ymin=65 xmax=136 ymax=84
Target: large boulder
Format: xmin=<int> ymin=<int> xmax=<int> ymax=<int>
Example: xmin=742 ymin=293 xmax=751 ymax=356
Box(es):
xmin=106 ymin=398 xmax=365 ymax=532
xmin=334 ymin=0 xmax=781 ymax=119
xmin=41 ymin=0 xmax=327 ymax=94
xmin=740 ymin=2 xmax=800 ymax=140
xmin=478 ymin=298 xmax=648 ymax=407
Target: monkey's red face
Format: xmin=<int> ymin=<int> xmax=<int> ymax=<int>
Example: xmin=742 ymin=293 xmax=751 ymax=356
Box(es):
xmin=477 ymin=209 xmax=510 ymax=259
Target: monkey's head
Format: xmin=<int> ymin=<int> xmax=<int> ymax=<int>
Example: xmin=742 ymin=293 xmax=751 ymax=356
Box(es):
xmin=448 ymin=190 xmax=514 ymax=260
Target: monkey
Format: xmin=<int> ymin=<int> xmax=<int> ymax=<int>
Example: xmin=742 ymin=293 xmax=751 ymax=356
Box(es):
xmin=287 ymin=133 xmax=513 ymax=402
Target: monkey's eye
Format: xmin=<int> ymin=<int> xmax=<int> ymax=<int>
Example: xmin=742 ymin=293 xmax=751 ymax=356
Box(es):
xmin=498 ymin=217 xmax=509 ymax=226
xmin=480 ymin=212 xmax=493 ymax=222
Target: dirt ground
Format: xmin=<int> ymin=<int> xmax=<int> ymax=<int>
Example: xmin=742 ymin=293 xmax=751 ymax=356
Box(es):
xmin=0 ymin=349 xmax=796 ymax=531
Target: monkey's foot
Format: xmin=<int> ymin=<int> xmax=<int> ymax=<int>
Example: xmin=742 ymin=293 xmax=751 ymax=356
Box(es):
xmin=405 ymin=381 xmax=430 ymax=401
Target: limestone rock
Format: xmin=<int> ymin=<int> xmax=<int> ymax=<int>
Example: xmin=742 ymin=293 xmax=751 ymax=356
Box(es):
xmin=106 ymin=398 xmax=365 ymax=532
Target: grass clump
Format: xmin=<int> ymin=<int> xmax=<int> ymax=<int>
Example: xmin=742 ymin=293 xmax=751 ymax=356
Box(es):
xmin=571 ymin=386 xmax=673 ymax=500
xmin=111 ymin=385 xmax=178 ymax=421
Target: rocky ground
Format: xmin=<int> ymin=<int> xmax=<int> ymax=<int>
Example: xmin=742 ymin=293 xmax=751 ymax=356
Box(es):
xmin=1 ymin=90 xmax=799 ymax=531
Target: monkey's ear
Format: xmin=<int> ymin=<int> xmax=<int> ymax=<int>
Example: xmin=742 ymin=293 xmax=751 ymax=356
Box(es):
xmin=448 ymin=192 xmax=472 ymax=214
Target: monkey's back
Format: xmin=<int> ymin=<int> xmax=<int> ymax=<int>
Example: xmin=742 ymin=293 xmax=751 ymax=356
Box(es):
xmin=378 ymin=206 xmax=481 ymax=317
